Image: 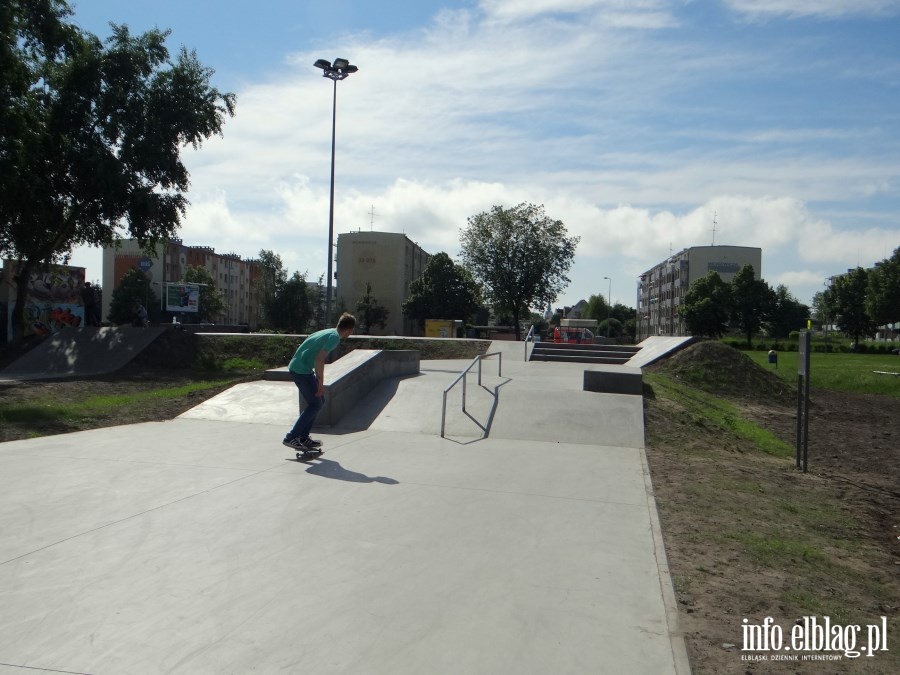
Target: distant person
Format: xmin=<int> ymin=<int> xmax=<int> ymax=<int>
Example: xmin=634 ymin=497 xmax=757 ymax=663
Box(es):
xmin=132 ymin=301 xmax=149 ymax=327
xmin=283 ymin=313 xmax=357 ymax=452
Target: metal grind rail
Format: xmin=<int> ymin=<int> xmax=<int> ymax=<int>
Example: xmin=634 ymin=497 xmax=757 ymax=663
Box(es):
xmin=523 ymin=324 xmax=536 ymax=361
xmin=440 ymin=351 xmax=502 ymax=438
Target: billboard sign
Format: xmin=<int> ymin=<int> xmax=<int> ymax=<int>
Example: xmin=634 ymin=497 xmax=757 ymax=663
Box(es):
xmin=165 ymin=283 xmax=200 ymax=313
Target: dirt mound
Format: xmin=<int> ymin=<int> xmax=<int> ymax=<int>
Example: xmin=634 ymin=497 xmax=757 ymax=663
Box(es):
xmin=647 ymin=339 xmax=793 ymax=404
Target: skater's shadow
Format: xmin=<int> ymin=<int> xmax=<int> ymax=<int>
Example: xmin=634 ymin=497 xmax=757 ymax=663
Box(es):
xmin=292 ymin=457 xmax=399 ymax=485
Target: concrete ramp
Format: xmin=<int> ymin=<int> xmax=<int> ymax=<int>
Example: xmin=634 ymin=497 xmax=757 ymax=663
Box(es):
xmin=0 ymin=327 xmax=167 ymax=380
xmin=627 ymin=336 xmax=695 ymax=368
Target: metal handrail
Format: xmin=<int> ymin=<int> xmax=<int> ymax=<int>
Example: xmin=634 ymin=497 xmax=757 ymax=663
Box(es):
xmin=441 ymin=351 xmax=502 ymax=438
xmin=523 ymin=324 xmax=536 ymax=361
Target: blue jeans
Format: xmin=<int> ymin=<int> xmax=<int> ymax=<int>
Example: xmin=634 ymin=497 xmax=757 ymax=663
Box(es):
xmin=286 ymin=372 xmax=323 ymax=441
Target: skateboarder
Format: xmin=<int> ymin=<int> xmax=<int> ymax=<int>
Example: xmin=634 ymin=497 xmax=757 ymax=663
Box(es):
xmin=283 ymin=313 xmax=357 ymax=452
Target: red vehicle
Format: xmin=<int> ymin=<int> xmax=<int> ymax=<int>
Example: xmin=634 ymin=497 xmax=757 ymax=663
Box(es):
xmin=552 ymin=326 xmax=594 ymax=344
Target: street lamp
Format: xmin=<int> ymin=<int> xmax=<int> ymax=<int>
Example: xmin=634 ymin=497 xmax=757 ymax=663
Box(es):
xmin=603 ymin=276 xmax=612 ymax=338
xmin=314 ymin=57 xmax=358 ymax=326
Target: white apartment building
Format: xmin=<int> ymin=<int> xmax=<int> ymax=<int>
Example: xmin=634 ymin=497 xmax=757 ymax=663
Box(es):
xmin=636 ymin=245 xmax=762 ymax=340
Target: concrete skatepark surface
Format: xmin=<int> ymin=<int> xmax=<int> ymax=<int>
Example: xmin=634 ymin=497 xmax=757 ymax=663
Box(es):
xmin=0 ymin=340 xmax=690 ymax=674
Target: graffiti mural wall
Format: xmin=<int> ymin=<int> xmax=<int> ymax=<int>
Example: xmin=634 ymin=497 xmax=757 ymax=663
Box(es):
xmin=2 ymin=261 xmax=87 ymax=341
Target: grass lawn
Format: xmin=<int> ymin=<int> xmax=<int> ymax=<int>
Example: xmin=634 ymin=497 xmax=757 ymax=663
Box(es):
xmin=743 ymin=349 xmax=900 ymax=398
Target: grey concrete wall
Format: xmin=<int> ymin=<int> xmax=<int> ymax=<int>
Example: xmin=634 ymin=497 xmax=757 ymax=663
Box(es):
xmin=267 ymin=350 xmax=421 ymax=427
xmin=583 ymin=365 xmax=644 ymax=396
xmin=323 ymin=350 xmax=420 ymax=426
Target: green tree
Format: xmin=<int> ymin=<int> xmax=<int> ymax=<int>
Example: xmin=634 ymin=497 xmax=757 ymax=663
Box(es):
xmin=107 ymin=268 xmax=158 ymax=325
xmin=832 ymin=267 xmax=876 ymax=344
xmin=598 ymin=317 xmax=624 ymax=339
xmin=730 ymin=264 xmax=775 ymax=346
xmin=0 ymin=1 xmax=235 ymax=341
xmin=269 ymin=271 xmax=311 ymax=333
xmin=402 ymin=252 xmax=482 ymax=329
xmin=253 ymin=249 xmax=288 ymax=329
xmin=610 ymin=303 xmax=637 ymax=341
xmin=681 ymin=271 xmax=732 ymax=338
xmin=460 ymin=203 xmax=578 ymax=340
xmin=865 ymin=247 xmax=900 ymax=329
xmin=767 ymin=284 xmax=810 ymax=338
xmin=357 ymin=282 xmax=389 ymax=334
xmin=183 ymin=264 xmax=226 ymax=323
xmin=811 ymin=288 xmax=835 ymax=329
xmin=583 ymin=294 xmax=610 ymax=327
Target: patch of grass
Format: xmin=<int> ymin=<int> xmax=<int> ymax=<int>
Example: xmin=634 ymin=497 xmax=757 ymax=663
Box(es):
xmin=744 ymin=350 xmax=900 ymax=398
xmin=782 ymin=589 xmax=854 ymax=625
xmin=221 ymin=357 xmax=267 ymax=371
xmin=645 ymin=373 xmax=795 ymax=458
xmin=775 ymin=498 xmax=857 ymax=537
xmin=0 ymin=404 xmax=70 ymax=425
xmin=708 ymin=477 xmax=766 ymax=494
xmin=0 ymin=379 xmax=236 ymax=426
xmin=726 ymin=531 xmax=825 ymax=566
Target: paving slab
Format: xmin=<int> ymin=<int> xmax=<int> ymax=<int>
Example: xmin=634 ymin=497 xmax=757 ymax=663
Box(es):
xmin=0 ymin=344 xmax=690 ymax=675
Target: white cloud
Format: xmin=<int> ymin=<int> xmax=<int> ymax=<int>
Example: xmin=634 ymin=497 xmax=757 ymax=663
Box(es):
xmin=724 ymin=0 xmax=900 ymax=19
xmin=479 ymin=0 xmax=679 ymax=27
xmin=777 ymin=269 xmax=831 ymax=290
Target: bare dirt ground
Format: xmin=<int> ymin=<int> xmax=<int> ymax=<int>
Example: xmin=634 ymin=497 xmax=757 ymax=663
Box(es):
xmin=644 ymin=342 xmax=899 ymax=674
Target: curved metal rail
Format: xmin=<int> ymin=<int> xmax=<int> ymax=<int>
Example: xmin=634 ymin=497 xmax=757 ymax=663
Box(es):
xmin=440 ymin=351 xmax=502 ymax=438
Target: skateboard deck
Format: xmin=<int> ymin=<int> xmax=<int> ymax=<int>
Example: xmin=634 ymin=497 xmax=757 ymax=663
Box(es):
xmin=296 ymin=448 xmax=324 ymax=461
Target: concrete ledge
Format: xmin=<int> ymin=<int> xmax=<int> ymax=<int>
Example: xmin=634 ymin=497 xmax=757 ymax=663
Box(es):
xmin=265 ymin=350 xmax=420 ymax=427
xmin=583 ymin=365 xmax=644 ymax=396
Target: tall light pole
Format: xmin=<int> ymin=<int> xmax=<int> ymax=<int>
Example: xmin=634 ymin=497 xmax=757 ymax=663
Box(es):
xmin=603 ymin=276 xmax=612 ymax=338
xmin=314 ymin=57 xmax=358 ymax=326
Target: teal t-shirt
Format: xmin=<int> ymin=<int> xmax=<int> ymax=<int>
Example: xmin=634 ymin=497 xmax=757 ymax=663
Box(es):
xmin=288 ymin=328 xmax=341 ymax=375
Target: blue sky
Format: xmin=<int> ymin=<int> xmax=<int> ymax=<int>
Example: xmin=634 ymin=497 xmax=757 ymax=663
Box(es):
xmin=68 ymin=0 xmax=900 ymax=310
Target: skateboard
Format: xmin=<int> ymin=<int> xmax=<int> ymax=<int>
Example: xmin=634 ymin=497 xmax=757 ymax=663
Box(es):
xmin=296 ymin=447 xmax=324 ymax=461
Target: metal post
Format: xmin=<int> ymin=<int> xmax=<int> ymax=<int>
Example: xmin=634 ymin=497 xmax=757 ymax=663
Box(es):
xmin=603 ymin=276 xmax=612 ymax=338
xmin=803 ymin=369 xmax=810 ymax=473
xmin=325 ymin=78 xmax=337 ymax=326
xmin=462 ymin=370 xmax=467 ymax=413
xmin=796 ymin=374 xmax=803 ymax=470
xmin=441 ymin=390 xmax=447 ymax=438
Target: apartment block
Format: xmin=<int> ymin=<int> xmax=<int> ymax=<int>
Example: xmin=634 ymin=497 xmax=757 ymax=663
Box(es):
xmin=335 ymin=231 xmax=431 ymax=335
xmin=101 ymin=239 xmax=265 ymax=327
xmin=636 ymin=245 xmax=762 ymax=340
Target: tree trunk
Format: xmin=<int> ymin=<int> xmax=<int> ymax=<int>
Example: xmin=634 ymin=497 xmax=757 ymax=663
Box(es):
xmin=10 ymin=258 xmax=36 ymax=344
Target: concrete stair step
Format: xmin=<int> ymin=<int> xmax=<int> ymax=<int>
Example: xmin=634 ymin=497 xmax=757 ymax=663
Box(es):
xmin=530 ymin=352 xmax=632 ymax=365
xmin=534 ymin=343 xmax=640 ymax=354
